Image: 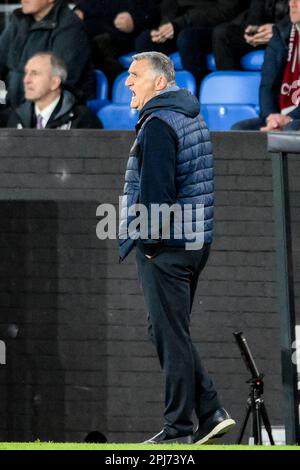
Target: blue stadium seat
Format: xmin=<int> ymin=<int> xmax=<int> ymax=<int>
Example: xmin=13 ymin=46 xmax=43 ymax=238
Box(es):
xmin=175 ymin=70 xmax=196 ymax=94
xmin=112 ymin=70 xmax=197 ymax=104
xmin=112 ymin=71 xmax=132 ymax=103
xmin=118 ymin=52 xmax=135 ymax=68
xmin=86 ymin=70 xmax=109 ymax=113
xmin=241 ymin=50 xmax=265 ymax=71
xmin=169 ymin=52 xmax=183 ymax=70
xmin=170 ymin=52 xmax=217 ymax=73
xmin=200 ymin=71 xmax=261 ymax=130
xmin=98 ymin=104 xmax=139 ymax=129
xmin=206 ymin=51 xmax=265 ymax=73
xmin=206 ymin=54 xmax=216 ymax=71
xmin=170 ymin=52 xmax=219 ymax=73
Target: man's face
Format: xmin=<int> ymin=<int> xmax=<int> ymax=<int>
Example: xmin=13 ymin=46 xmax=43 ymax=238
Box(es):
xmin=125 ymin=59 xmax=160 ymax=110
xmin=21 ymin=0 xmax=54 ymax=17
xmin=23 ymin=55 xmax=59 ymax=102
xmin=290 ymin=0 xmax=300 ymax=24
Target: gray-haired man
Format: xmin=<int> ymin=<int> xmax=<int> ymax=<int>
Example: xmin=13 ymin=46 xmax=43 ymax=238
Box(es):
xmin=6 ymin=52 xmax=102 ymax=129
xmin=119 ymin=52 xmax=235 ymax=444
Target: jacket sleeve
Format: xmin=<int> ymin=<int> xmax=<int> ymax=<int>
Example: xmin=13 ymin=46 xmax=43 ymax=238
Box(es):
xmin=72 ymin=106 xmax=103 ymax=129
xmin=51 ymin=17 xmax=92 ymax=87
xmin=139 ymin=117 xmax=178 ymax=246
xmin=73 ymin=0 xmax=98 ymax=16
xmin=172 ymin=0 xmax=244 ymax=30
xmin=159 ymin=0 xmax=180 ymax=24
xmin=259 ymin=25 xmax=287 ymax=120
xmin=0 ymin=15 xmax=16 ymax=79
xmin=140 ymin=117 xmax=177 ymax=210
xmin=287 ymin=106 xmax=300 ymax=120
xmin=245 ymin=0 xmax=267 ymax=26
xmin=127 ymin=0 xmax=161 ymax=32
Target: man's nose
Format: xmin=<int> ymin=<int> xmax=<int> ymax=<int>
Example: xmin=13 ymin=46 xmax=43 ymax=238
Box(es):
xmin=125 ymin=76 xmax=132 ymax=87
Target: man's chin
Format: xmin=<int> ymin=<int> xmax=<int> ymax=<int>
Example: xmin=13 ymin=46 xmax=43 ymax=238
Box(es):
xmin=24 ymin=93 xmax=35 ymax=101
xmin=130 ymin=98 xmax=140 ymax=110
xmin=22 ymin=7 xmax=32 ymax=15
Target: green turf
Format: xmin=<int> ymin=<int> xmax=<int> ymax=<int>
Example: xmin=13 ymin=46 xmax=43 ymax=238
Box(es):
xmin=0 ymin=443 xmax=299 ymax=450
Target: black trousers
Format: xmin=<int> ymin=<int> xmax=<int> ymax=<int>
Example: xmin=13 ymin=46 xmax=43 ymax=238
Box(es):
xmin=135 ymin=27 xmax=213 ymax=90
xmin=135 ymin=29 xmax=177 ymax=56
xmin=213 ymin=22 xmax=258 ymax=70
xmin=177 ymin=27 xmax=213 ymax=90
xmin=91 ymin=31 xmax=135 ymax=90
xmin=136 ymin=243 xmax=221 ymax=436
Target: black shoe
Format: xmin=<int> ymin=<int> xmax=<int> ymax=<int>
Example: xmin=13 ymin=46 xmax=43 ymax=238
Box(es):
xmin=143 ymin=429 xmax=194 ymax=444
xmin=194 ymin=408 xmax=236 ymax=445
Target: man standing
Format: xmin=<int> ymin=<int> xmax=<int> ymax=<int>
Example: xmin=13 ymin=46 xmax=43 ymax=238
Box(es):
xmin=119 ymin=52 xmax=235 ymax=444
xmin=6 ymin=52 xmax=102 ymax=129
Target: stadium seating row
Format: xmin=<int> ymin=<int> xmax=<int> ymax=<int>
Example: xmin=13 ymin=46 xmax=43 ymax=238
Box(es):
xmin=88 ymin=49 xmax=264 ymax=131
xmin=89 ymin=70 xmax=261 ymax=131
xmin=119 ymin=50 xmax=265 ymax=72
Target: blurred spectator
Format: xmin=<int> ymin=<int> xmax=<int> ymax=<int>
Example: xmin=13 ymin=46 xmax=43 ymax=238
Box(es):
xmin=0 ymin=0 xmax=95 ymax=108
xmin=6 ymin=52 xmax=102 ymax=129
xmin=73 ymin=0 xmax=159 ymax=86
xmin=213 ymin=0 xmax=289 ymax=70
xmin=135 ymin=0 xmax=248 ymax=87
xmin=232 ymin=0 xmax=300 ymax=132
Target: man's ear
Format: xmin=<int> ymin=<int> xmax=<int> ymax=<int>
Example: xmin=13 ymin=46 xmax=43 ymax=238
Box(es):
xmin=51 ymin=75 xmax=62 ymax=91
xmin=155 ymin=75 xmax=168 ymax=91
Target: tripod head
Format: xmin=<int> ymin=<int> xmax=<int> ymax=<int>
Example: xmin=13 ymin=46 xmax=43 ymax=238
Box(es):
xmin=233 ymin=331 xmax=264 ymax=385
xmin=233 ymin=332 xmax=274 ymax=445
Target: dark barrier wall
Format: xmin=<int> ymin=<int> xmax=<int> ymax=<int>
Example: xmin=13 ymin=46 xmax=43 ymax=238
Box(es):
xmin=0 ymin=129 xmax=296 ymax=443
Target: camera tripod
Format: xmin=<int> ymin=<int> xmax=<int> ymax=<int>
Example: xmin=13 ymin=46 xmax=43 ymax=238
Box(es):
xmin=233 ymin=332 xmax=275 ymax=445
xmin=237 ymin=373 xmax=275 ymax=445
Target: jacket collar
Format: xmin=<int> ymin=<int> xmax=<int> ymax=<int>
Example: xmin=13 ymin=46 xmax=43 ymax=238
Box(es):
xmin=14 ymin=0 xmax=64 ymax=31
xmin=14 ymin=89 xmax=76 ymax=128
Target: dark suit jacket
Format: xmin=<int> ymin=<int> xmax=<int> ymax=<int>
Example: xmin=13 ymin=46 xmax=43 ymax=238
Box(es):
xmin=6 ymin=90 xmax=103 ymax=129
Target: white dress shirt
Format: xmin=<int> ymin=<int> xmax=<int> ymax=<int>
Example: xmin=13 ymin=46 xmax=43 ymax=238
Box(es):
xmin=35 ymin=95 xmax=61 ymax=128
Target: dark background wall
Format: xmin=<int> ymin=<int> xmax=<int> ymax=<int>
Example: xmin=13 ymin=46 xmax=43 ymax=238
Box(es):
xmin=0 ymin=129 xmax=298 ymax=443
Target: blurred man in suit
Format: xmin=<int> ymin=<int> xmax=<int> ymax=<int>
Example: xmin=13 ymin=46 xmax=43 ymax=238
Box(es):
xmin=6 ymin=52 xmax=102 ymax=129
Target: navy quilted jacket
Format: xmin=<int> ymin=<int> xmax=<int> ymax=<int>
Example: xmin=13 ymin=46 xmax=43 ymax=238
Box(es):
xmin=119 ymin=88 xmax=214 ymax=260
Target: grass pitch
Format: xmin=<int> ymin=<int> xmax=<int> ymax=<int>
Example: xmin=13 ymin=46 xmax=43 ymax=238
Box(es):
xmin=0 ymin=443 xmax=299 ymax=450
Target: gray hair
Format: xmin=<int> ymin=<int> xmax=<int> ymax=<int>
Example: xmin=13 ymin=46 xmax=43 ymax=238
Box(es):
xmin=29 ymin=52 xmax=68 ymax=83
xmin=132 ymin=51 xmax=176 ymax=85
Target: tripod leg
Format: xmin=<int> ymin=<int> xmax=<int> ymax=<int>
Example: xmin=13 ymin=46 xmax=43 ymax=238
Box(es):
xmin=237 ymin=403 xmax=251 ymax=444
xmin=260 ymin=402 xmax=275 ymax=445
xmin=254 ymin=401 xmax=262 ymax=445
